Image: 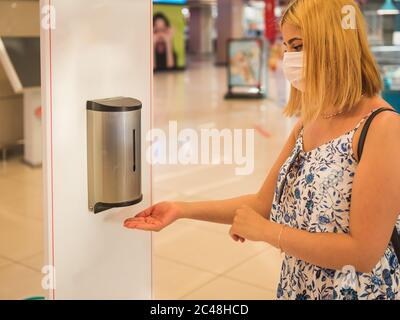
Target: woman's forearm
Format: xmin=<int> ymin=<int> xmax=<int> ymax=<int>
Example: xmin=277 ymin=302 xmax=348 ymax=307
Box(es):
xmin=264 ymin=221 xmax=370 ymax=273
xmin=176 ymin=194 xmax=267 ymax=225
xmin=180 ymin=121 xmax=299 ymax=226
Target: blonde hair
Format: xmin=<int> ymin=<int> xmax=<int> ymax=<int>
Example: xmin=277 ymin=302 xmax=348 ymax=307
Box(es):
xmin=281 ymin=0 xmax=382 ymax=122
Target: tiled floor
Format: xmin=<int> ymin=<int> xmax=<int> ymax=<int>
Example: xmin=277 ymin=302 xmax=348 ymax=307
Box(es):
xmin=151 ymin=57 xmax=293 ymax=300
xmin=0 ymin=57 xmax=293 ymax=300
xmin=0 ymin=159 xmax=46 ymax=300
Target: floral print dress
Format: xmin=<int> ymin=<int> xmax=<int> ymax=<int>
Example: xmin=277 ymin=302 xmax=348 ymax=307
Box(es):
xmin=270 ymin=111 xmax=400 ymax=300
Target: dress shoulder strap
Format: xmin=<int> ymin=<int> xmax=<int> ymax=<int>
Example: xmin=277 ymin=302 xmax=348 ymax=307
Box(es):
xmin=353 ymin=108 xmax=381 ymax=132
xmin=295 ymin=126 xmax=305 ymax=148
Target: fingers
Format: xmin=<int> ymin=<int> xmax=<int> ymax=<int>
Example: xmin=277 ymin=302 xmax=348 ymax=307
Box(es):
xmin=124 ymin=204 xmax=164 ymax=231
xmin=124 ymin=214 xmax=163 ymax=231
xmin=231 ymin=234 xmax=245 ymax=243
xmin=134 ymin=206 xmax=154 ymax=218
xmin=229 ymin=227 xmax=245 ymax=243
xmin=124 ymin=216 xmax=142 ymax=224
xmin=125 ymin=216 xmax=157 ymax=225
xmin=234 ymin=205 xmax=260 ymax=221
xmin=231 ymin=233 xmax=240 ymax=241
xmin=235 ymin=204 xmax=252 ymax=214
xmin=124 ymin=221 xmax=161 ymax=232
xmin=123 ymin=206 xmax=154 ymax=225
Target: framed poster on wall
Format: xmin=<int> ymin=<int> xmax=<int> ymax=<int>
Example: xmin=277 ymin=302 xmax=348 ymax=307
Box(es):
xmin=225 ymin=38 xmax=266 ymax=99
xmin=153 ymin=1 xmax=187 ymax=71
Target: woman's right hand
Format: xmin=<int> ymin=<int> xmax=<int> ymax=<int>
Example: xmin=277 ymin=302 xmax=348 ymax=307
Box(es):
xmin=123 ymin=201 xmax=183 ymax=232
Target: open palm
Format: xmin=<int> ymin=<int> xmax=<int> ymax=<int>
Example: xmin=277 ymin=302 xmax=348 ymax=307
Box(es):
xmin=124 ymin=202 xmax=181 ymax=232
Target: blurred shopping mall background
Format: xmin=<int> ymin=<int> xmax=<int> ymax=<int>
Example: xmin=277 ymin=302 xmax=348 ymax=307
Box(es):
xmin=0 ymin=0 xmax=400 ymax=299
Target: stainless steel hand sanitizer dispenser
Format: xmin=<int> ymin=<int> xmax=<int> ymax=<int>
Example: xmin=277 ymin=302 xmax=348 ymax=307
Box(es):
xmin=87 ymin=97 xmax=143 ymax=214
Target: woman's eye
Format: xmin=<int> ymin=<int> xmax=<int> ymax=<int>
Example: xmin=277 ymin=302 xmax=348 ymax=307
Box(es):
xmin=294 ymin=45 xmax=303 ymax=51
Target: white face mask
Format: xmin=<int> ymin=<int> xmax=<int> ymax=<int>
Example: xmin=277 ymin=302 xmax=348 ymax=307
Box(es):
xmin=282 ymin=51 xmax=305 ymax=92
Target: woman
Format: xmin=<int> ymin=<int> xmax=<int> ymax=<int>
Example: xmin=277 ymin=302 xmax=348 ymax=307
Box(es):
xmin=153 ymin=12 xmax=176 ymax=71
xmin=125 ymin=0 xmax=400 ymax=300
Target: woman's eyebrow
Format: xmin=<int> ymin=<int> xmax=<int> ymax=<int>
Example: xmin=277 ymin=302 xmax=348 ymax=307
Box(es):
xmin=283 ymin=37 xmax=303 ymax=46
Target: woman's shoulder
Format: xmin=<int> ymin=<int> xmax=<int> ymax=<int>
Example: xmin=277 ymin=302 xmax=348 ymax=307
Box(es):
xmin=360 ymin=97 xmax=398 ymax=126
xmin=369 ymin=108 xmax=400 ymax=134
xmin=368 ymin=97 xmax=399 ymax=127
xmin=362 ymin=100 xmax=400 ymax=149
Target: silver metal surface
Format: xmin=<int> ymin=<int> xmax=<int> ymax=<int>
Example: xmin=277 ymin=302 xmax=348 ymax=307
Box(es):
xmin=87 ymin=109 xmax=141 ymax=212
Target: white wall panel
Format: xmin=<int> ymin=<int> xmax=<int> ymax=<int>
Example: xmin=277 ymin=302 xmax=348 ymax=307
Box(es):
xmin=40 ymin=0 xmax=152 ymax=300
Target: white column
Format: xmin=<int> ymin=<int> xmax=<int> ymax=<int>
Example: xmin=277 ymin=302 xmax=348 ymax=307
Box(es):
xmin=188 ymin=4 xmax=214 ymax=55
xmin=216 ymin=0 xmax=245 ymax=64
xmin=40 ymin=0 xmax=152 ymax=300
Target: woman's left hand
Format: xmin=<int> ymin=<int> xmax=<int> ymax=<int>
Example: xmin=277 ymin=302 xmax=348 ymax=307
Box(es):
xmin=229 ymin=205 xmax=269 ymax=242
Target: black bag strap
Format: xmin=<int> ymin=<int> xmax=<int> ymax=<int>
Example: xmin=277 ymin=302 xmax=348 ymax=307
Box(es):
xmin=357 ymin=107 xmax=400 ymax=263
